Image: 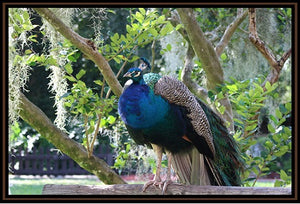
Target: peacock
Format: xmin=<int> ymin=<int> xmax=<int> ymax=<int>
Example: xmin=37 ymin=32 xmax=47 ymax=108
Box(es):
xmin=118 ymin=58 xmax=244 ymax=194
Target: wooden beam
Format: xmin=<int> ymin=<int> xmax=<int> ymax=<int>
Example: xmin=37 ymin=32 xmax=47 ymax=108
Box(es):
xmin=42 ymin=184 xmax=291 ymax=195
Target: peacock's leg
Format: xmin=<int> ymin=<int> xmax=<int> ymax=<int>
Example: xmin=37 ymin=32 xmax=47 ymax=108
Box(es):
xmin=161 ymin=151 xmax=173 ymax=194
xmin=142 ymin=143 xmax=163 ymax=192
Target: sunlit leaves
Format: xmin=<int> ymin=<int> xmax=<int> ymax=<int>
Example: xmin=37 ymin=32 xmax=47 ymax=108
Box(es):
xmin=65 ymin=63 xmax=73 ymax=74
xmin=61 ymin=63 xmax=118 ymax=157
xmin=9 ymin=8 xmax=39 ymax=39
xmin=211 ymin=76 xmax=291 ymax=187
xmin=101 ymin=8 xmax=176 ymax=64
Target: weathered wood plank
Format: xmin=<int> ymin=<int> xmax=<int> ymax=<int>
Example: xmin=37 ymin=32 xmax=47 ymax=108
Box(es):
xmin=42 ymin=184 xmax=292 ymax=195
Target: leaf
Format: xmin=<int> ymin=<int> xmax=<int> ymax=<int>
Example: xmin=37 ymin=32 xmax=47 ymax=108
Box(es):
xmin=253 ymin=83 xmax=264 ymax=93
xmin=272 ymin=134 xmax=280 ymax=143
xmin=59 ymin=92 xmax=71 ymax=100
xmin=287 ymin=8 xmax=291 ymax=17
xmin=149 ymin=28 xmax=158 ymax=37
xmin=218 ymin=105 xmax=226 ymax=115
xmin=275 ymin=109 xmax=283 ymax=119
xmin=226 ymin=84 xmax=238 ymax=92
xmin=64 ymin=75 xmax=77 ymax=82
xmin=156 ymin=15 xmax=165 ymax=24
xmin=139 ymin=8 xmax=146 ymax=15
xmin=269 ymin=115 xmax=278 ymax=125
xmin=107 ymin=115 xmax=116 ymax=125
xmin=160 ymin=22 xmax=173 ymax=36
xmin=274 ymin=146 xmax=289 ymax=157
xmin=111 ymin=33 xmax=119 ymax=43
xmin=135 ymin=12 xmax=144 ymax=23
xmin=280 ymin=170 xmax=288 ymax=181
xmin=265 ymin=81 xmax=272 ymax=91
xmin=68 ymin=55 xmax=76 ymax=62
xmin=126 ymin=143 xmax=131 ymax=152
xmin=285 ymin=102 xmax=291 ymax=112
xmin=245 ymin=123 xmax=257 ymax=131
xmin=94 ymin=80 xmax=103 ymax=86
xmin=268 ymin=124 xmax=276 ymax=133
xmin=274 ymin=180 xmax=283 ymax=187
xmin=175 ymin=24 xmax=183 ymax=30
xmin=264 ymin=140 xmax=273 ymax=150
xmin=252 ymin=167 xmax=259 ymax=175
xmin=166 ymin=43 xmax=172 ymax=51
xmin=220 ymin=53 xmax=227 ymax=60
xmin=261 ymin=167 xmax=270 ymax=172
xmin=283 ymin=127 xmax=291 ymax=136
xmin=65 ymin=63 xmax=73 ymax=74
xmin=76 ymin=69 xmax=86 ymax=80
xmin=217 ymin=92 xmax=224 ymax=99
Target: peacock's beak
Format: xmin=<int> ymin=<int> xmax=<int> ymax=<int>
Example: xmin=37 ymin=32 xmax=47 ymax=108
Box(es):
xmin=123 ymin=72 xmax=132 ymax=78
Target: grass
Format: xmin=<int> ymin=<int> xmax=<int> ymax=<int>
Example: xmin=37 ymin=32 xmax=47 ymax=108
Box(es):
xmin=8 ymin=175 xmax=284 ymax=195
xmin=9 ymin=175 xmax=103 ymax=195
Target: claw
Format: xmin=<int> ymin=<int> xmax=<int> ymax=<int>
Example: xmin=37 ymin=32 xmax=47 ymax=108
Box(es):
xmin=142 ymin=176 xmax=163 ymax=192
xmin=161 ymin=179 xmax=173 ymax=195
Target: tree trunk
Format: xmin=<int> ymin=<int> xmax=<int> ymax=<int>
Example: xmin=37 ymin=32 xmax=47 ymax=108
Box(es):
xmin=18 ymin=93 xmax=126 ymax=185
xmin=177 ymin=8 xmax=234 ymax=131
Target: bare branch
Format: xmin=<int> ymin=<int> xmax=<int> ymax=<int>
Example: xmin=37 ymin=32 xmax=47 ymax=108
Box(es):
xmin=177 ymin=8 xmax=224 ymax=90
xmin=248 ymin=8 xmax=292 ymax=89
xmin=279 ymin=48 xmax=292 ymax=68
xmin=181 ymin=45 xmax=208 ymax=101
xmin=34 ymin=8 xmax=123 ymax=97
xmin=205 ymin=25 xmax=222 ymax=43
xmin=215 ymin=9 xmax=248 ymax=57
xmin=169 ymin=11 xmax=190 ymax=43
xmin=248 ymin=8 xmax=278 ymax=69
xmin=177 ymin=8 xmax=234 ymax=131
xmin=151 ymin=40 xmax=156 ymax=72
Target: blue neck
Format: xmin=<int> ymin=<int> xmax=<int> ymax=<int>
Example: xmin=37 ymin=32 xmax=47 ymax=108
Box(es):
xmin=133 ymin=78 xmax=146 ymax=85
xmin=118 ymin=83 xmax=169 ymax=129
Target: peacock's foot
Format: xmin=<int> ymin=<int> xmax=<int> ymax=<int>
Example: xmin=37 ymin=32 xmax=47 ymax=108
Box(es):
xmin=161 ymin=179 xmax=173 ymax=195
xmin=142 ymin=176 xmax=163 ymax=192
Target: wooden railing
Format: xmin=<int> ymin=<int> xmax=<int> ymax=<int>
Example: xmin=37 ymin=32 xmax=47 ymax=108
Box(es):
xmin=9 ymin=145 xmax=114 ymax=176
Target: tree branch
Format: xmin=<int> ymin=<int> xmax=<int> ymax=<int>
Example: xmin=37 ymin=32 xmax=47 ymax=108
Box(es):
xmin=177 ymin=8 xmax=234 ymax=131
xmin=33 ymin=8 xmax=123 ymax=97
xmin=42 ymin=184 xmax=291 ymax=195
xmin=181 ymin=45 xmax=209 ymax=101
xmin=215 ymin=9 xmax=248 ymax=57
xmin=248 ymin=8 xmax=291 ymax=89
xmin=169 ymin=11 xmax=190 ymax=43
xmin=177 ymin=8 xmax=224 ymax=90
xmin=19 ymin=93 xmax=126 ymax=185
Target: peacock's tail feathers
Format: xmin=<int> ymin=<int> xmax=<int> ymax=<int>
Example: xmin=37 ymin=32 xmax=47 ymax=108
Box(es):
xmin=197 ymin=98 xmax=244 ymax=186
xmin=171 ymin=97 xmax=244 ymax=186
xmin=171 ymin=147 xmax=211 ymax=185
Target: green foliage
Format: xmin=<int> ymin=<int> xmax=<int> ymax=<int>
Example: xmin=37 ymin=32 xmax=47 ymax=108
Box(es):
xmin=194 ymin=8 xmax=235 ymax=33
xmin=62 ymin=67 xmax=117 ymax=157
xmin=9 ymin=8 xmax=38 ymax=40
xmin=209 ymin=76 xmax=291 ymax=187
xmin=100 ymin=8 xmax=175 ymax=64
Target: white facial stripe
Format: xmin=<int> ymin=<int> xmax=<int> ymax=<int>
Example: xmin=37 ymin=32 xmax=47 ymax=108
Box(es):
xmin=134 ymin=71 xmax=141 ymax=77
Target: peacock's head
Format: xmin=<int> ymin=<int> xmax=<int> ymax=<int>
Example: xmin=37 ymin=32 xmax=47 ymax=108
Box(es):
xmin=123 ymin=68 xmax=143 ymax=83
xmin=138 ymin=57 xmax=151 ymax=74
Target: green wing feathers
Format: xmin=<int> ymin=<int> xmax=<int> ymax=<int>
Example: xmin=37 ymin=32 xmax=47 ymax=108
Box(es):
xmin=142 ymin=71 xmax=244 ymax=186
xmin=197 ymin=98 xmax=244 ymax=186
